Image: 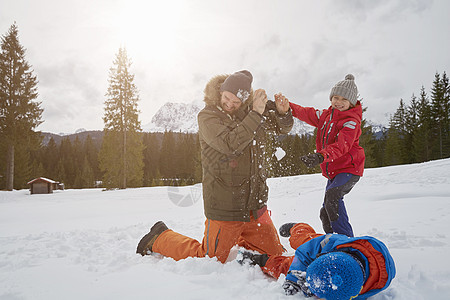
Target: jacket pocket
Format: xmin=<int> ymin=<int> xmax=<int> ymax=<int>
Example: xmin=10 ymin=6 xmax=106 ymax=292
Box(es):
xmin=212 ymin=177 xmax=250 ymax=210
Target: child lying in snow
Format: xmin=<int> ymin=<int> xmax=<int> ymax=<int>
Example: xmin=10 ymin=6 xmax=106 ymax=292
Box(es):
xmin=238 ymin=223 xmax=396 ymax=299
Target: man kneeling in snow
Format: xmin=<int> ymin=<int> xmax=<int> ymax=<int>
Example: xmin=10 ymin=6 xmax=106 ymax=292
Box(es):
xmin=136 ymin=70 xmax=293 ymax=263
xmin=239 ymin=223 xmax=396 ymax=300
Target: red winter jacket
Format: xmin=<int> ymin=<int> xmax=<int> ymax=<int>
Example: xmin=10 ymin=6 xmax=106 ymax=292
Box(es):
xmin=290 ymin=101 xmax=365 ymax=179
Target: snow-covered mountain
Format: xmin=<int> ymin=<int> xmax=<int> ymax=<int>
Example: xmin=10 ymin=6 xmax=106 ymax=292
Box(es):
xmin=369 ymin=122 xmax=387 ymax=139
xmin=143 ymin=102 xmax=202 ymax=133
xmin=290 ymin=118 xmax=315 ymax=136
xmin=143 ymin=102 xmax=315 ymax=136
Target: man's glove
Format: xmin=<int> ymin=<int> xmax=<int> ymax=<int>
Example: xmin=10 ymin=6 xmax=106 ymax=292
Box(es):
xmin=300 ymin=153 xmax=324 ymax=168
xmin=237 ymin=250 xmax=269 ymax=267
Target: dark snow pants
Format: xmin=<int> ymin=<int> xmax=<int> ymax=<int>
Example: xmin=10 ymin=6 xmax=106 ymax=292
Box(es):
xmin=321 ymin=173 xmax=360 ymax=237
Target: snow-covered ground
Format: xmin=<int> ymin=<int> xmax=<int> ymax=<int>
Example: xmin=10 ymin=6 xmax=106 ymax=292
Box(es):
xmin=1 ymin=159 xmax=450 ymax=300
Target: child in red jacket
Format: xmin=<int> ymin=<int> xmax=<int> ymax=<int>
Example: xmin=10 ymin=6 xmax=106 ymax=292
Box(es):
xmin=277 ymin=74 xmax=365 ymax=237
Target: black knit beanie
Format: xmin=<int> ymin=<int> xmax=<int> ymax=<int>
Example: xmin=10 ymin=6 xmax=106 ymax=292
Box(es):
xmin=220 ymin=70 xmax=253 ymax=102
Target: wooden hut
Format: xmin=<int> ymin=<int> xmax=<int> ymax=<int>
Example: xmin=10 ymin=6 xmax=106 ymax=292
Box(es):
xmin=27 ymin=177 xmax=57 ymax=194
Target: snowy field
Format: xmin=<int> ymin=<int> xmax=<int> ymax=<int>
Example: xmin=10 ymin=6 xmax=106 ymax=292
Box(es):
xmin=1 ymin=158 xmax=450 ymax=300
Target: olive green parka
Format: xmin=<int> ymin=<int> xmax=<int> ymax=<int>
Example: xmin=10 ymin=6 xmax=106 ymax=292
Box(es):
xmin=198 ymin=74 xmax=293 ymax=221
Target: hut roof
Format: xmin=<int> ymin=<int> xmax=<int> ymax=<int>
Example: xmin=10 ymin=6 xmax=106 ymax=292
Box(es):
xmin=27 ymin=177 xmax=57 ymax=185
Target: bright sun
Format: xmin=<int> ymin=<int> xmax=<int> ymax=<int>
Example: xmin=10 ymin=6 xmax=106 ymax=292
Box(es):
xmin=111 ymin=0 xmax=186 ymax=62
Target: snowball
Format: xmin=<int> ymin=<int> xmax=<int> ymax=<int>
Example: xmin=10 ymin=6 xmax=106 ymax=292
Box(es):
xmin=274 ymin=147 xmax=286 ymax=161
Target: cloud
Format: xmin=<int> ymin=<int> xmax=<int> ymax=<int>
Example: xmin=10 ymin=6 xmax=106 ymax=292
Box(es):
xmin=35 ymin=58 xmax=105 ymax=132
xmin=328 ymin=0 xmax=433 ymax=22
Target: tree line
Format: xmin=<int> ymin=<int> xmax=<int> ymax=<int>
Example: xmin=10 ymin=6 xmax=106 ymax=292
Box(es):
xmin=1 ymin=23 xmax=449 ymax=190
xmin=21 ymin=131 xmax=200 ymax=189
xmin=7 ymin=130 xmax=317 ymax=189
xmin=381 ymin=72 xmax=450 ymax=165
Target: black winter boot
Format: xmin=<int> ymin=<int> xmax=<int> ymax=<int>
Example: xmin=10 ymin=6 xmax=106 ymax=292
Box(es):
xmin=279 ymin=223 xmax=296 ymax=237
xmin=136 ymin=221 xmax=169 ymax=256
xmin=237 ymin=250 xmax=269 ymax=267
xmin=320 ymin=207 xmax=333 ymax=234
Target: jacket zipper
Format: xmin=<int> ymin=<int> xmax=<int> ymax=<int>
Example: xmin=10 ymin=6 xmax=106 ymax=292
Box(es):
xmin=321 ymin=109 xmax=333 ymax=147
xmin=322 ymin=109 xmax=335 ymax=179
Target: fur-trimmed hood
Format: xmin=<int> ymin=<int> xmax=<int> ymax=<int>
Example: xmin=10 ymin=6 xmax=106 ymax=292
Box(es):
xmin=203 ymin=73 xmax=254 ymax=109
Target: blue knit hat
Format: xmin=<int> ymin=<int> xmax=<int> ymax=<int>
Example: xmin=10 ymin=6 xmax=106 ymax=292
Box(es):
xmin=306 ymin=252 xmax=364 ymax=300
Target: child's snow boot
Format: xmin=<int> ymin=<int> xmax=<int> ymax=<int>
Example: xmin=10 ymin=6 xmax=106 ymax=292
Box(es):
xmin=279 ymin=222 xmax=296 ymax=237
xmin=136 ymin=221 xmax=169 ymax=256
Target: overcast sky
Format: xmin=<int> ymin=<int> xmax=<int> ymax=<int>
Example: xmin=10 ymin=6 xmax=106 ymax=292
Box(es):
xmin=1 ymin=0 xmax=449 ymax=134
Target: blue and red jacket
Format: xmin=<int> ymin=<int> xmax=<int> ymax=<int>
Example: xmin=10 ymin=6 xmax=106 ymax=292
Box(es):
xmin=286 ymin=233 xmax=396 ymax=299
xmin=289 ymin=101 xmax=365 ymax=179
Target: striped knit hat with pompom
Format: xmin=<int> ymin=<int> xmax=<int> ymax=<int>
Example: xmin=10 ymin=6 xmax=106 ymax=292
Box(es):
xmin=330 ymin=74 xmax=358 ymax=106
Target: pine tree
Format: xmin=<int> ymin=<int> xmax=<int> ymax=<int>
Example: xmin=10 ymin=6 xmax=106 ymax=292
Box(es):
xmin=175 ymin=133 xmax=197 ymax=184
xmin=359 ymin=102 xmax=377 ymax=168
xmin=99 ymin=47 xmax=143 ymax=189
xmin=55 ymin=159 xmax=65 ymax=186
xmin=430 ymin=72 xmax=448 ymax=159
xmin=30 ymin=160 xmax=45 ymax=181
xmin=412 ymin=86 xmax=432 ymax=162
xmin=72 ymin=136 xmax=83 ymax=168
xmin=0 ymin=23 xmax=43 ymax=190
xmin=360 ymin=117 xmax=377 ymax=167
xmin=174 ymin=132 xmax=186 ymax=179
xmin=80 ymin=156 xmax=95 ymax=188
xmin=83 ymin=134 xmax=100 ymax=182
xmin=384 ymin=99 xmax=408 ymax=165
xmin=59 ymin=138 xmax=75 ymax=187
xmin=404 ymin=94 xmax=419 ymax=163
xmin=372 ymin=127 xmax=388 ymax=167
xmin=440 ymin=72 xmax=450 ymax=158
xmin=44 ymin=137 xmax=59 ymax=179
xmin=143 ymin=132 xmax=161 ymax=186
xmin=12 ymin=143 xmax=32 ymax=189
xmin=383 ymin=126 xmax=402 ymax=166
xmin=152 ymin=169 xmax=163 ymax=186
xmin=159 ymin=130 xmax=176 ymax=183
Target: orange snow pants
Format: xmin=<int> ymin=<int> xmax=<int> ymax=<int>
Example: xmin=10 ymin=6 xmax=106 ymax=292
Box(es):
xmin=262 ymin=223 xmax=323 ymax=279
xmin=152 ymin=210 xmax=284 ymax=263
